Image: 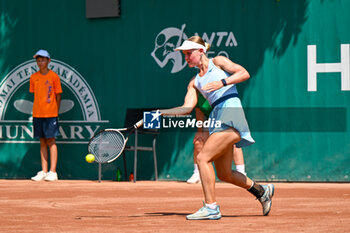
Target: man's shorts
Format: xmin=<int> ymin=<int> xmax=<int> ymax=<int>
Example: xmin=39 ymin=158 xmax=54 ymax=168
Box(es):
xmin=33 ymin=117 xmax=60 ymax=139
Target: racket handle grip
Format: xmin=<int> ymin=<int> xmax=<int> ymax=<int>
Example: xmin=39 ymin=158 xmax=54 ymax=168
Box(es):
xmin=135 ymin=119 xmax=144 ymax=128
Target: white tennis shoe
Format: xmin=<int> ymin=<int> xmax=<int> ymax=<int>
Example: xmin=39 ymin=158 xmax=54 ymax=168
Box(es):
xmin=31 ymin=171 xmax=47 ymax=181
xmin=186 ymin=202 xmax=221 ymax=220
xmin=44 ymin=171 xmax=58 ymax=181
xmin=258 ymin=184 xmax=275 ymax=216
xmin=186 ymin=172 xmax=201 ymax=184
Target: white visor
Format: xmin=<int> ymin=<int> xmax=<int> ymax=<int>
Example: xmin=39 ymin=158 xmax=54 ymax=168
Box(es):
xmin=175 ymin=40 xmax=206 ymax=53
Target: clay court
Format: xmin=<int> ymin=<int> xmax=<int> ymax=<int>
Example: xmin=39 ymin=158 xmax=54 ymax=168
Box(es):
xmin=1 ymin=180 xmax=349 ymax=232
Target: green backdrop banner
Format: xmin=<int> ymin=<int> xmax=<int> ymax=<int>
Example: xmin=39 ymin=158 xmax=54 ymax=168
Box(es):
xmin=0 ymin=0 xmax=349 ymax=181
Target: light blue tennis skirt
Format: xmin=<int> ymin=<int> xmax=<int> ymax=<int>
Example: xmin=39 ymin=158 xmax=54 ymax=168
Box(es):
xmin=209 ymin=97 xmax=255 ymax=148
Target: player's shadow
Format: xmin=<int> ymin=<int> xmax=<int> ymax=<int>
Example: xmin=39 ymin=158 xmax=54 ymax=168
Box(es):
xmin=137 ymin=212 xmax=262 ymax=218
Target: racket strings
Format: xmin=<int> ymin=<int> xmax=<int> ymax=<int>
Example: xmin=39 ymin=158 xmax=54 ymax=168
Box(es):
xmin=88 ymin=131 xmax=125 ymax=163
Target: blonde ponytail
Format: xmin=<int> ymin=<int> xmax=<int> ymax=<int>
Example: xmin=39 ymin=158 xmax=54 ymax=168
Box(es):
xmin=187 ymin=36 xmax=210 ymax=53
xmin=204 ymin=42 xmax=211 ymax=52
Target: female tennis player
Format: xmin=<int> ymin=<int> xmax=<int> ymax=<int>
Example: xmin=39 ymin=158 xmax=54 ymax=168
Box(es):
xmin=160 ymin=36 xmax=274 ymax=220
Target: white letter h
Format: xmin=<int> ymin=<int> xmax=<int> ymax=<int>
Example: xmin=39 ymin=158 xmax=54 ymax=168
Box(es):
xmin=307 ymin=44 xmax=350 ymax=91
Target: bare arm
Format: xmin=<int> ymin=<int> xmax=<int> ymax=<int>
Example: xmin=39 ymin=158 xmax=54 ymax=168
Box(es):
xmin=160 ymin=78 xmax=198 ymax=116
xmin=202 ymin=56 xmax=250 ymax=92
xmin=56 ymin=93 xmax=61 ymax=114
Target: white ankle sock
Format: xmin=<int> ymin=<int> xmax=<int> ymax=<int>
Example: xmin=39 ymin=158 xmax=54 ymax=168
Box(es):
xmin=205 ymin=202 xmax=217 ymax=209
xmin=236 ymin=164 xmax=246 ymax=175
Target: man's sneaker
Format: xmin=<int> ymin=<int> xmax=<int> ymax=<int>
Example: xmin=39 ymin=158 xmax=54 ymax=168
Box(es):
xmin=186 ymin=172 xmax=201 ymax=184
xmin=31 ymin=171 xmax=47 ymax=181
xmin=186 ymin=202 xmax=221 ymax=220
xmin=44 ymin=171 xmax=58 ymax=181
xmin=258 ymin=184 xmax=275 ymax=216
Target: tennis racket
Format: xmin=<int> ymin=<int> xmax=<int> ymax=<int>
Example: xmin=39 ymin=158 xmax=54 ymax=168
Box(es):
xmin=88 ymin=119 xmax=144 ymax=163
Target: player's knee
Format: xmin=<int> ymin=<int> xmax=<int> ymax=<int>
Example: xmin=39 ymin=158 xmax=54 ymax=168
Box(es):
xmin=196 ymin=152 xmax=210 ymax=165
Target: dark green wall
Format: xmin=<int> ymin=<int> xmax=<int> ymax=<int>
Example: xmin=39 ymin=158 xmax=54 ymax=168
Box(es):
xmin=0 ymin=0 xmax=349 ymax=181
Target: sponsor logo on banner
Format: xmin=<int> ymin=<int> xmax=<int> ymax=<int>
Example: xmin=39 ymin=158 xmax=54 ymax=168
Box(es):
xmin=143 ymin=111 xmax=221 ymax=130
xmin=0 ymin=59 xmax=108 ymax=144
xmin=151 ymin=24 xmax=238 ymax=73
xmin=143 ymin=110 xmax=161 ymax=129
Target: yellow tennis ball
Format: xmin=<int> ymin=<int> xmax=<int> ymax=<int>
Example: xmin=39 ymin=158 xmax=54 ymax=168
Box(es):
xmin=85 ymin=154 xmax=95 ymax=163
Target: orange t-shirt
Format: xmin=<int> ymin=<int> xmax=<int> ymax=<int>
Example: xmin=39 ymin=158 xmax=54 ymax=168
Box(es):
xmin=29 ymin=70 xmax=62 ymax=117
